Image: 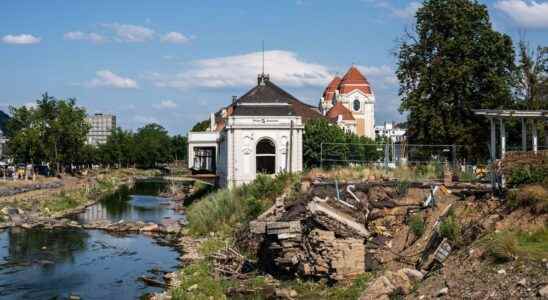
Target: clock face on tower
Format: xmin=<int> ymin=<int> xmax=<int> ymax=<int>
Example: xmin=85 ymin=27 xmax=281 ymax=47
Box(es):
xmin=353 ymin=99 xmax=360 ymax=111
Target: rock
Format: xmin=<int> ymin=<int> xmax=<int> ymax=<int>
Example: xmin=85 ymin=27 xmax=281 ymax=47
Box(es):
xmin=518 ymin=278 xmax=527 ymax=287
xmin=436 ymin=287 xmax=449 ymax=297
xmin=275 ymin=288 xmax=298 ymax=299
xmin=360 ymin=275 xmax=394 ymax=300
xmin=401 ymin=268 xmax=424 ymax=283
xmin=388 ymin=270 xmax=413 ymax=295
xmin=69 ymin=294 xmax=81 ymax=300
xmin=497 ymin=269 xmax=506 ymax=275
xmin=539 ymin=285 xmax=548 ymax=298
xmin=141 ymin=223 xmax=159 ymax=232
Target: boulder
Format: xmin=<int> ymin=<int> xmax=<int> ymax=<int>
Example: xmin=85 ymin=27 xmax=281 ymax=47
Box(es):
xmin=539 ymin=285 xmax=548 ymax=298
xmin=360 ymin=275 xmax=394 ymax=300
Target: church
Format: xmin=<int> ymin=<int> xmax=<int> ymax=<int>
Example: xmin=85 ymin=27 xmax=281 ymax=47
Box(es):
xmin=319 ymin=66 xmax=376 ymax=139
xmin=187 ymin=74 xmax=323 ymax=187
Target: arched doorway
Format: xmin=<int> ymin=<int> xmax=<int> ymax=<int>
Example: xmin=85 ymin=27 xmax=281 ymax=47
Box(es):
xmin=256 ymin=138 xmax=276 ymax=174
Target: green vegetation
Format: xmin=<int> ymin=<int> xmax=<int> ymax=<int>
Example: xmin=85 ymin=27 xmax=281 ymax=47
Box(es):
xmin=6 ymin=93 xmax=90 ymax=169
xmin=439 ymin=209 xmax=461 ymax=244
xmin=507 ymin=185 xmax=548 ymax=214
xmin=397 ymin=0 xmax=515 ymax=160
xmin=409 ymin=214 xmax=425 ymax=237
xmin=395 ymin=180 xmax=410 ymax=197
xmin=482 ymin=227 xmax=548 ymax=262
xmin=303 ymin=118 xmax=380 ymax=168
xmin=507 ymin=166 xmax=548 ymax=188
xmin=170 ymin=261 xmax=230 ymax=300
xmin=187 ymin=173 xmax=301 ymax=237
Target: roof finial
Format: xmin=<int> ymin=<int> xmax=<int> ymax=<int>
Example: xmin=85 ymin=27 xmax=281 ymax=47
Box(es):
xmin=262 ymin=40 xmax=265 ymax=75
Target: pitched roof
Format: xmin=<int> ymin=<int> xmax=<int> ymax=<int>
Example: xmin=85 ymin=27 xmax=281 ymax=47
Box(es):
xmin=214 ymin=75 xmax=324 ymax=128
xmin=338 ymin=66 xmax=372 ymax=95
xmin=326 ymin=101 xmax=355 ymax=122
xmin=322 ymin=76 xmax=342 ymax=102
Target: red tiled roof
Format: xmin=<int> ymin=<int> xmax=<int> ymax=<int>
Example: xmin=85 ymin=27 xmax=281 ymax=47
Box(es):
xmin=322 ymin=76 xmax=341 ymax=102
xmin=338 ymin=66 xmax=372 ymax=95
xmin=326 ymin=101 xmax=355 ymax=122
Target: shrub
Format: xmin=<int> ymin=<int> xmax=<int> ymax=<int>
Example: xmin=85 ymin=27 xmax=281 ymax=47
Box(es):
xmin=439 ymin=214 xmax=460 ymax=243
xmin=508 ymin=166 xmax=547 ymax=187
xmin=395 ymin=180 xmax=410 ymax=197
xmin=409 ymin=214 xmax=425 ymax=237
xmin=507 ymin=185 xmax=548 ymax=213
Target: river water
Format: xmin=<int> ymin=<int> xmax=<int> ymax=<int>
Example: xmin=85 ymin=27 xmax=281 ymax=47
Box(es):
xmin=0 ymin=181 xmax=183 ymax=300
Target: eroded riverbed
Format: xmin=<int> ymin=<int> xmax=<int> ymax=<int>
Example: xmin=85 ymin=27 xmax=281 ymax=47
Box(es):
xmin=0 ymin=181 xmax=184 ymax=300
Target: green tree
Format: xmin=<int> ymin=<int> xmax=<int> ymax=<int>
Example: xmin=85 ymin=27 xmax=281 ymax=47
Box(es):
xmin=6 ymin=93 xmax=90 ymax=169
xmin=397 ymin=0 xmax=515 ymax=160
xmin=134 ymin=123 xmax=172 ymax=168
xmin=190 ymin=120 xmax=210 ymax=132
xmin=303 ymin=118 xmax=347 ymax=168
xmin=170 ymin=134 xmax=188 ymax=162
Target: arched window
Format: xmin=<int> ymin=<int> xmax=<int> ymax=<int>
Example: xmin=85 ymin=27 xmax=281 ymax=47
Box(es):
xmin=353 ymin=99 xmax=361 ymax=111
xmin=256 ymin=139 xmax=276 ymax=174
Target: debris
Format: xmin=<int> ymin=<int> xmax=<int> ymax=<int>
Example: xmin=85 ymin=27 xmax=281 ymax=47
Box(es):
xmin=210 ymin=247 xmax=248 ymax=278
xmin=307 ymin=200 xmax=369 ymax=238
xmin=140 ymin=276 xmax=165 ymax=287
xmin=436 ymin=287 xmax=449 ymax=297
xmin=539 ymin=285 xmax=548 ymax=298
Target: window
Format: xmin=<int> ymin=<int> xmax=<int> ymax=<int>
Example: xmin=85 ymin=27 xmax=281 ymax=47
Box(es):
xmin=353 ymin=99 xmax=361 ymax=111
xmin=256 ymin=138 xmax=276 ymax=174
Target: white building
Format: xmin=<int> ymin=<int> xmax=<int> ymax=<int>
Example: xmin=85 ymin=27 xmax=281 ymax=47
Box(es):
xmin=319 ymin=66 xmax=375 ymax=139
xmin=375 ymin=122 xmax=406 ymax=142
xmin=86 ymin=113 xmax=116 ymax=145
xmin=187 ymin=74 xmax=322 ymax=187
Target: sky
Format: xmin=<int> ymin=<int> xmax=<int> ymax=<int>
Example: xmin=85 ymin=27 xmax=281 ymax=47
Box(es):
xmin=1 ymin=0 xmax=547 ymax=135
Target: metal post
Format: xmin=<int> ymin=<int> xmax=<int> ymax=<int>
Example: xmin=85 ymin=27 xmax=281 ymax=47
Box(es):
xmin=521 ymin=118 xmax=527 ymax=151
xmin=320 ymin=142 xmax=323 ymax=169
xmin=289 ymin=120 xmax=293 ymax=173
xmin=384 ymin=143 xmax=389 ymax=169
xmin=490 ymin=118 xmax=496 ymax=161
xmin=500 ymin=119 xmax=506 ymax=159
xmin=532 ymin=120 xmax=538 ymax=154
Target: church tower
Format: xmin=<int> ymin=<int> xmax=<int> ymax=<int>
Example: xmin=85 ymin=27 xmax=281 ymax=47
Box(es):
xmin=319 ymin=66 xmax=375 ymax=139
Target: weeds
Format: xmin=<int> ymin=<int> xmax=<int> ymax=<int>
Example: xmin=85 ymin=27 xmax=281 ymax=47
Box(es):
xmin=481 ymin=227 xmax=548 ymax=262
xmin=395 ymin=180 xmax=410 ymax=197
xmin=170 ymin=261 xmax=233 ymax=300
xmin=507 ymin=185 xmax=548 ymax=214
xmin=439 ymin=209 xmax=461 ymax=244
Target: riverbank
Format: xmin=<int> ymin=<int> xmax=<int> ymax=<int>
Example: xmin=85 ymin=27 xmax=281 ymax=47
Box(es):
xmin=0 ymin=168 xmax=160 ymax=229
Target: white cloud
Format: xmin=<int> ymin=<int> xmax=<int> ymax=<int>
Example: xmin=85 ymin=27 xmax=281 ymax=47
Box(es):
xmin=495 ymin=0 xmax=548 ymax=28
xmin=2 ymin=34 xmax=41 ymax=45
xmin=362 ymin=0 xmax=421 ymax=20
xmin=155 ymin=99 xmax=178 ymax=109
xmin=161 ymin=32 xmax=190 ymax=44
xmin=64 ymin=31 xmax=106 ymax=43
xmin=150 ymin=50 xmax=333 ymax=89
xmin=86 ymin=70 xmax=138 ymax=89
xmin=104 ymin=23 xmax=155 ymax=42
xmin=392 ymin=1 xmax=422 ymax=19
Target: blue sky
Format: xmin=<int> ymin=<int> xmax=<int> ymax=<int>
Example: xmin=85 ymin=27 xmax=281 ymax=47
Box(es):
xmin=1 ymin=0 xmax=547 ymax=134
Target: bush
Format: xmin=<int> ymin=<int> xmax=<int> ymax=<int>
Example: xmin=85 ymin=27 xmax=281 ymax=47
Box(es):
xmin=507 ymin=166 xmax=547 ymax=187
xmin=439 ymin=213 xmax=461 ymax=243
xmin=507 ymin=185 xmax=548 ymax=213
xmin=409 ymin=214 xmax=425 ymax=237
xmin=395 ymin=180 xmax=410 ymax=197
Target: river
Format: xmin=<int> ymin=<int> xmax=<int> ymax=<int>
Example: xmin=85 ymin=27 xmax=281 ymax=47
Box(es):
xmin=0 ymin=180 xmax=183 ymax=300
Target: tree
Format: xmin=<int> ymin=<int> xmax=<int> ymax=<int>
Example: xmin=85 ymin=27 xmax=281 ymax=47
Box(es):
xmin=515 ymin=41 xmax=548 ymax=109
xmin=397 ymin=0 xmax=515 ymax=160
xmin=133 ymin=123 xmax=172 ymax=168
xmin=170 ymin=135 xmax=188 ymax=162
xmin=190 ymin=120 xmax=210 ymax=132
xmin=6 ymin=93 xmax=90 ymax=169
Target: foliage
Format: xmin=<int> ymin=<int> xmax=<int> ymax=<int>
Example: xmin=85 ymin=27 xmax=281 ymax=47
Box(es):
xmin=187 ymin=173 xmax=300 ymax=237
xmin=303 ymin=118 xmax=380 ymax=168
xmin=395 ymin=180 xmax=410 ymax=196
xmin=282 ymin=273 xmax=372 ymax=299
xmin=514 ymin=41 xmax=548 ymax=110
xmin=170 ymin=261 xmax=231 ymax=300
xmin=507 ymin=166 xmax=548 ymax=187
xmin=439 ymin=209 xmax=461 ymax=243
xmin=397 ymin=0 xmax=515 ymax=160
xmin=409 ymin=214 xmax=426 ymax=237
xmin=170 ymin=134 xmax=188 ymax=162
xmin=481 ymin=227 xmax=548 ymax=262
xmin=507 ymin=185 xmax=548 ymax=214
xmin=190 ymin=119 xmax=210 ymax=132
xmin=6 ymin=93 xmax=90 ymax=168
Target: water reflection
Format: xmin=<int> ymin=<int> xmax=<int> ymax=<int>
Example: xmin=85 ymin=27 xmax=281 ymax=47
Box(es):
xmin=76 ymin=181 xmax=183 ymax=224
xmin=0 ymin=227 xmax=179 ymax=300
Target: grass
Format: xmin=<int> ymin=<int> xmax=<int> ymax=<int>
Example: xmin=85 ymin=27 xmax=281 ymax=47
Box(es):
xmin=186 ymin=173 xmax=301 ymax=237
xmin=281 ymin=273 xmax=372 ymax=299
xmin=507 ymin=185 xmax=548 ymax=214
xmin=170 ymin=261 xmax=232 ymax=300
xmin=481 ymin=227 xmax=548 ymax=262
xmin=439 ymin=208 xmax=462 ymax=244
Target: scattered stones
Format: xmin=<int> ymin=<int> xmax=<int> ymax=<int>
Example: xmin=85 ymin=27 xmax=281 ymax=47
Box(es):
xmin=539 ymin=285 xmax=548 ymax=298
xmin=518 ymin=278 xmax=527 ymax=287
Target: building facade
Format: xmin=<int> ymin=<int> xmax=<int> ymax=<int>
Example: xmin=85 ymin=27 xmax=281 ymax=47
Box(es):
xmin=319 ymin=66 xmax=375 ymax=139
xmin=375 ymin=122 xmax=406 ymax=143
xmin=188 ymin=74 xmax=322 ymax=187
xmin=86 ymin=113 xmax=116 ymax=145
